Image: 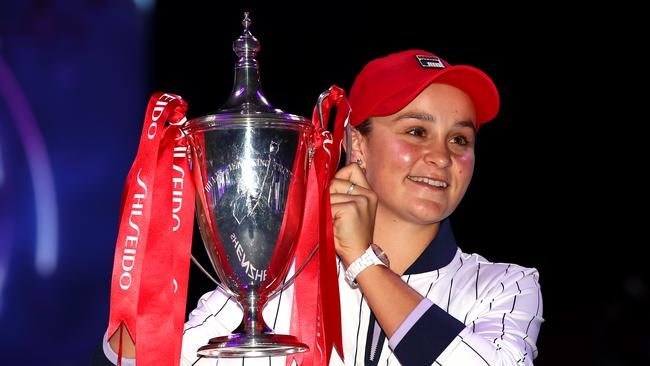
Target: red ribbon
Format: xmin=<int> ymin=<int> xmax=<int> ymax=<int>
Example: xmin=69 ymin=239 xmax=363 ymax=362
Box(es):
xmin=107 ymin=92 xmax=194 ymax=366
xmin=289 ymin=85 xmax=349 ymax=366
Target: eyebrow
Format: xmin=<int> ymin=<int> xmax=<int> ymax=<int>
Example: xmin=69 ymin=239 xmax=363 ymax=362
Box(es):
xmin=455 ymin=120 xmax=477 ymax=133
xmin=393 ymin=112 xmax=477 ymax=132
xmin=393 ymin=111 xmax=435 ymax=121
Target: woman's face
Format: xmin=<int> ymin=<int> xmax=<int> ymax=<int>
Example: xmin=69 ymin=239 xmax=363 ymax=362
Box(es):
xmin=357 ymin=83 xmax=477 ymax=226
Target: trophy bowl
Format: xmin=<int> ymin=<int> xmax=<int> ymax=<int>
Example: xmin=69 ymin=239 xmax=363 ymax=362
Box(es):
xmin=185 ymin=115 xmax=311 ymax=358
xmin=182 ymin=13 xmax=312 ymax=358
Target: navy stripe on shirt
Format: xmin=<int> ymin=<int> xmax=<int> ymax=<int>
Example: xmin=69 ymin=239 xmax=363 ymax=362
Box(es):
xmin=393 ymin=302 xmax=465 ymax=366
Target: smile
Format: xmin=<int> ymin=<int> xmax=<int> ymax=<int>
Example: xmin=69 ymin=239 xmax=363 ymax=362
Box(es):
xmin=407 ymin=176 xmax=448 ymax=188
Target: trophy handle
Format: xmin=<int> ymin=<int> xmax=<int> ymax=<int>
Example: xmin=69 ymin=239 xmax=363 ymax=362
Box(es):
xmin=190 ymin=243 xmax=318 ymax=301
xmin=190 ymin=255 xmax=235 ymax=295
xmin=317 ymin=88 xmax=352 ymax=165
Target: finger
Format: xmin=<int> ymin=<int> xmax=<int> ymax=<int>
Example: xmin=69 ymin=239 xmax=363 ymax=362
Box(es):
xmin=330 ymin=200 xmax=369 ymax=225
xmin=330 ymin=192 xmax=371 ymax=205
xmin=330 ymin=178 xmax=371 ymax=196
xmin=330 ymin=199 xmax=374 ymax=246
xmin=334 ymin=163 xmax=371 ymax=190
xmin=329 ymin=200 xmax=358 ymax=217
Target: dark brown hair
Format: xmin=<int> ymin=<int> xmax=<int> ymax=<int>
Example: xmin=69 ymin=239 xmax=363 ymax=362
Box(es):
xmin=355 ymin=119 xmax=372 ymax=136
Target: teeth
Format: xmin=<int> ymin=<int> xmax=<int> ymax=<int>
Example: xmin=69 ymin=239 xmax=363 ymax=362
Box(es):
xmin=407 ymin=176 xmax=448 ymax=188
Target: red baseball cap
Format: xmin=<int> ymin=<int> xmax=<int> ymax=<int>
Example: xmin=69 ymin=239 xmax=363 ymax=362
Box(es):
xmin=348 ymin=50 xmax=500 ymax=128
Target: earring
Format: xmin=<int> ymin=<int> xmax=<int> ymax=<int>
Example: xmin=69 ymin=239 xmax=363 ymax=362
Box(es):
xmin=356 ymin=158 xmax=363 ymax=166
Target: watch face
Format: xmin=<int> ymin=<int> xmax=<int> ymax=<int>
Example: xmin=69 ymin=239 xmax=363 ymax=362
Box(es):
xmin=371 ymin=243 xmax=390 ymax=267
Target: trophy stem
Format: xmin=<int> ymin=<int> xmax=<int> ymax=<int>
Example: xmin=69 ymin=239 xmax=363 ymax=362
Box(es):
xmin=237 ymin=292 xmax=272 ymax=336
xmin=197 ymin=291 xmax=309 ymax=358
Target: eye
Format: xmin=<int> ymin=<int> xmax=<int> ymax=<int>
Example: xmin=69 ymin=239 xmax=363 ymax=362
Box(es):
xmin=406 ymin=127 xmax=426 ymax=137
xmin=449 ymin=135 xmax=469 ymax=145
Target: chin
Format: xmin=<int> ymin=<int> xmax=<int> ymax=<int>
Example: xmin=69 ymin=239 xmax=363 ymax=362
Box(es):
xmin=406 ymin=204 xmax=450 ymax=225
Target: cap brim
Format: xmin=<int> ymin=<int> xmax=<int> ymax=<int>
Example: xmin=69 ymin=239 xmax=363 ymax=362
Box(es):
xmin=372 ymin=65 xmax=500 ymax=126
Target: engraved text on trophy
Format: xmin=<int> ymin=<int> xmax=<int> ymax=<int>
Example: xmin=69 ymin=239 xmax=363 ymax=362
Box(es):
xmin=203 ymin=138 xmax=294 ymax=287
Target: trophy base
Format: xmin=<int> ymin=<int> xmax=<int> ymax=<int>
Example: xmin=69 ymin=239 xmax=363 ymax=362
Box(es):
xmin=197 ymin=333 xmax=309 ymax=358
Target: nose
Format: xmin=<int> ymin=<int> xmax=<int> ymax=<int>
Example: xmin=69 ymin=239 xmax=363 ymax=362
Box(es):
xmin=423 ymin=142 xmax=451 ymax=168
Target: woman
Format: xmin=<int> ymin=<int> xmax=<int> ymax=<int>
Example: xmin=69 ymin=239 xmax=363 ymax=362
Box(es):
xmin=325 ymin=50 xmax=543 ymax=365
xmin=102 ymin=50 xmax=544 ymax=365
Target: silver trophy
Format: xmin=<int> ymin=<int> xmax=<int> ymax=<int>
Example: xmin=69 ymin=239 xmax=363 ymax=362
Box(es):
xmin=183 ymin=13 xmax=312 ymax=357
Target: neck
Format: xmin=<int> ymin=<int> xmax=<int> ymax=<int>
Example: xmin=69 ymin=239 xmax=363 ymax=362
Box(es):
xmin=372 ymin=205 xmax=441 ymax=275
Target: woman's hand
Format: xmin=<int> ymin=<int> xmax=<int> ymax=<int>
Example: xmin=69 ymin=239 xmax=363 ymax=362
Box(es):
xmin=329 ymin=163 xmax=378 ymax=267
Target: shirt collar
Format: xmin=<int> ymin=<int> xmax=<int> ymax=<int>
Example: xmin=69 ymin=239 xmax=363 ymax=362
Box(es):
xmin=403 ymin=219 xmax=459 ymax=275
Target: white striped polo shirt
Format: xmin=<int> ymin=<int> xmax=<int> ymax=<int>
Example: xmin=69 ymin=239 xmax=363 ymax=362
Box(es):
xmin=104 ymin=220 xmax=543 ymax=365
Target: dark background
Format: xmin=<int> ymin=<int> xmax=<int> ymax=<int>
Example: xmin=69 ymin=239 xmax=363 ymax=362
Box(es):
xmin=0 ymin=1 xmax=645 ymax=365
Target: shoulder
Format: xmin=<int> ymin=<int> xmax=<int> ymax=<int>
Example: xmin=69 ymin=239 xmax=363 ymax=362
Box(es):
xmin=459 ymin=250 xmax=540 ymax=279
xmin=458 ymin=250 xmax=542 ymax=304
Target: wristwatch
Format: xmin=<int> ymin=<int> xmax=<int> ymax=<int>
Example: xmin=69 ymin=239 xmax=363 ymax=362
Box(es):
xmin=344 ymin=243 xmax=390 ymax=288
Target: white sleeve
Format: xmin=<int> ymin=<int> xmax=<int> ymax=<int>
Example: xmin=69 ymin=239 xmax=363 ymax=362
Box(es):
xmin=435 ymin=267 xmax=544 ymax=366
xmin=180 ymin=287 xmax=243 ymax=365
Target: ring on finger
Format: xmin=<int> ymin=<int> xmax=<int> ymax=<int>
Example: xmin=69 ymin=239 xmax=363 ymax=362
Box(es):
xmin=346 ymin=182 xmax=356 ymax=195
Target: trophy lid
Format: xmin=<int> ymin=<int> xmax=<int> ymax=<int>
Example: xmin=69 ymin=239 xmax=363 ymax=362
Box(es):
xmin=185 ymin=12 xmax=310 ymax=131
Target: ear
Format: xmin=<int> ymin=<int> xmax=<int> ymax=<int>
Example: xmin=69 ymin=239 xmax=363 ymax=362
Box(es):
xmin=344 ymin=126 xmax=366 ymax=167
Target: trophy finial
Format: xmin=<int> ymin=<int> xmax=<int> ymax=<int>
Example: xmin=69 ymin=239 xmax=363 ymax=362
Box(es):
xmin=232 ymin=12 xmax=260 ymax=61
xmin=220 ymin=12 xmax=275 ymax=114
xmin=242 ymin=12 xmax=251 ymax=30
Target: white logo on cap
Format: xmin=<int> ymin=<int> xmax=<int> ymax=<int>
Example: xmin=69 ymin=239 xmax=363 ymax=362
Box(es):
xmin=416 ymin=55 xmax=445 ymax=69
